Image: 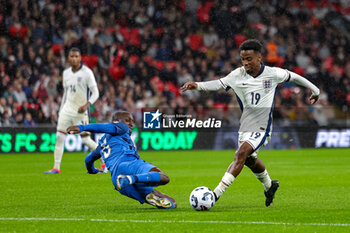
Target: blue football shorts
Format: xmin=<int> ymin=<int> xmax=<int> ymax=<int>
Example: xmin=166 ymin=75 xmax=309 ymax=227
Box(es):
xmin=111 ymin=158 xmax=156 ymax=204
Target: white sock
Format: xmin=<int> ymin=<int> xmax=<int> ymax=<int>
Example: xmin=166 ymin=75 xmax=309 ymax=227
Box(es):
xmin=99 ymin=157 xmax=105 ymax=166
xmin=254 ymin=169 xmax=272 ymax=191
xmin=81 ymin=135 xmax=97 ymax=151
xmin=54 ymin=132 xmax=66 ymax=170
xmin=213 ymin=172 xmax=235 ymax=199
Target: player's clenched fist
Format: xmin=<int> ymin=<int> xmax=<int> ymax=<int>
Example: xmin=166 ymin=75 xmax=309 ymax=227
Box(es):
xmin=180 ymin=82 xmax=198 ymax=92
xmin=67 ymin=126 xmax=80 ymax=134
xmin=309 ymin=94 xmax=319 ymax=105
xmin=78 ymin=103 xmax=90 ymax=113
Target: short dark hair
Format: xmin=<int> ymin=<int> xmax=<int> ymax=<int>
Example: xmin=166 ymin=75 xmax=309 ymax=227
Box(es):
xmin=239 ymin=39 xmax=263 ymax=53
xmin=69 ymin=47 xmax=81 ymax=54
xmin=112 ymin=111 xmax=130 ymax=122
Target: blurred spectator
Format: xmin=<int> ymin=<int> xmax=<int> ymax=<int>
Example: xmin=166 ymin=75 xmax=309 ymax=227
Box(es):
xmin=85 ymin=23 xmax=99 ymax=42
xmin=0 ymin=0 xmax=348 ymax=128
xmin=3 ymin=85 xmax=16 ymax=102
xmin=1 ymin=111 xmax=16 ymax=126
xmin=15 ymin=111 xmax=24 ymax=125
xmin=64 ymin=28 xmax=79 ymax=45
xmin=318 ymin=43 xmax=331 ymax=60
xmin=99 ymin=29 xmax=114 ymax=48
xmin=156 ymin=42 xmax=171 ymax=61
xmin=313 ymin=3 xmax=329 ymax=20
xmin=13 ymin=81 xmax=27 ymax=105
xmin=19 ymin=101 xmax=36 ymax=118
xmin=41 ymin=96 xmax=59 ymax=123
xmin=177 ymin=67 xmax=193 ymax=86
xmin=160 ymin=63 xmax=177 ymax=84
xmin=91 ymin=9 xmax=105 ymax=28
xmin=203 ymin=26 xmax=219 ymax=47
xmin=0 ymin=97 xmax=6 ymax=115
xmin=46 ymin=77 xmax=58 ymax=98
xmin=312 ymin=89 xmax=330 ymax=126
xmin=92 ymin=34 xmax=103 ymax=56
xmin=37 ymin=82 xmax=49 ymax=101
xmin=22 ymin=79 xmax=33 ymax=99
xmin=23 ymin=112 xmax=36 ymax=127
xmin=295 ymin=50 xmax=309 ymax=69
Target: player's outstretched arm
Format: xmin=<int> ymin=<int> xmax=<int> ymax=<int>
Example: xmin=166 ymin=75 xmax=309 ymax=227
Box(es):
xmin=67 ymin=123 xmax=128 ymax=135
xmin=180 ymin=80 xmax=225 ymax=92
xmin=309 ymin=94 xmax=319 ymax=105
xmin=85 ymin=146 xmax=102 ymax=174
xmin=67 ymin=126 xmax=80 ymax=134
xmin=180 ymin=82 xmax=198 ymax=92
xmin=289 ymin=71 xmax=320 ymax=105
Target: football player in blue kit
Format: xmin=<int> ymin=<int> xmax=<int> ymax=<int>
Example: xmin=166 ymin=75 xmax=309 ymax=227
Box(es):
xmin=67 ymin=111 xmax=176 ymax=209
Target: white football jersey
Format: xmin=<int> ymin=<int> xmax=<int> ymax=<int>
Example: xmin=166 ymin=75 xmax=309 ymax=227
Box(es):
xmin=220 ymin=64 xmax=290 ymax=133
xmin=61 ymin=65 xmax=98 ymax=115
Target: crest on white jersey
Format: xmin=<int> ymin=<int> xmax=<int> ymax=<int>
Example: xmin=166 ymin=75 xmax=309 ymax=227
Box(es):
xmin=263 ymin=79 xmax=272 ymax=93
xmin=77 ymin=77 xmax=82 ymax=83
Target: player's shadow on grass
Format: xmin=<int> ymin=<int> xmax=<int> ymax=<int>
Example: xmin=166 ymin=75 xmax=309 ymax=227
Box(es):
xmin=105 ymin=203 xmax=264 ymax=213
xmin=107 ymin=206 xmax=181 ymax=213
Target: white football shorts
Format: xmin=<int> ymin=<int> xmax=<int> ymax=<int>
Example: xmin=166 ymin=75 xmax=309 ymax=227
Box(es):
xmin=238 ymin=131 xmax=271 ymax=158
xmin=57 ymin=112 xmax=90 ymax=134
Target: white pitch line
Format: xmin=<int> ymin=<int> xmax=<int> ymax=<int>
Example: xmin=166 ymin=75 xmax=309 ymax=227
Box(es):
xmin=0 ymin=218 xmax=349 ymax=227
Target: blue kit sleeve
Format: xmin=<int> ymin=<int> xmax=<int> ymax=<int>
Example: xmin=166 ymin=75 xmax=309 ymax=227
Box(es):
xmin=78 ymin=123 xmax=129 ymax=135
xmin=85 ymin=145 xmax=102 ymax=174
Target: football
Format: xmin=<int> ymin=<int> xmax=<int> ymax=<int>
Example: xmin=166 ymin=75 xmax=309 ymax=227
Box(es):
xmin=189 ymin=186 xmax=215 ymax=211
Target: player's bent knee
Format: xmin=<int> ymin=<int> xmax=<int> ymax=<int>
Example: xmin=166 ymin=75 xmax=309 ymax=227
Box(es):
xmin=244 ymin=156 xmax=256 ymax=168
xmin=236 ymin=145 xmax=253 ymax=162
xmin=235 ymin=151 xmax=248 ymax=164
xmin=160 ymin=173 xmax=170 ymax=185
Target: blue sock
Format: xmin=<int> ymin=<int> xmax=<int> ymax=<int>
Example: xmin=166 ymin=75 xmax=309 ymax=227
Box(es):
xmin=133 ymin=172 xmax=161 ymax=186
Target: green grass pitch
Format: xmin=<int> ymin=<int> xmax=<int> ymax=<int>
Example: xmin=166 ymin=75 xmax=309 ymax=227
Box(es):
xmin=0 ymin=149 xmax=349 ymax=233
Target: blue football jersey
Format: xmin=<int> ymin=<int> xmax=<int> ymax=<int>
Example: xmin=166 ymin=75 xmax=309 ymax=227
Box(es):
xmin=98 ymin=127 xmax=139 ymax=171
xmin=79 ymin=122 xmax=140 ymax=173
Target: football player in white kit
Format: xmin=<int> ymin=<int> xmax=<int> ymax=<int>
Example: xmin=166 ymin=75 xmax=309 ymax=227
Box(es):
xmin=45 ymin=48 xmax=106 ymax=174
xmin=181 ymin=39 xmax=320 ymax=206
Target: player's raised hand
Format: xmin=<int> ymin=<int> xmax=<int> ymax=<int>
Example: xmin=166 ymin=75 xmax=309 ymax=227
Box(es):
xmin=309 ymin=94 xmax=319 ymax=105
xmin=78 ymin=102 xmax=90 ymax=113
xmin=180 ymin=82 xmax=198 ymax=93
xmin=67 ymin=126 xmax=80 ymax=134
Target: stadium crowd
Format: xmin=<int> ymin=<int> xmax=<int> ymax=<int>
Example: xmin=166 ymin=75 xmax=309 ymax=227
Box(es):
xmin=0 ymin=0 xmax=349 ymax=127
